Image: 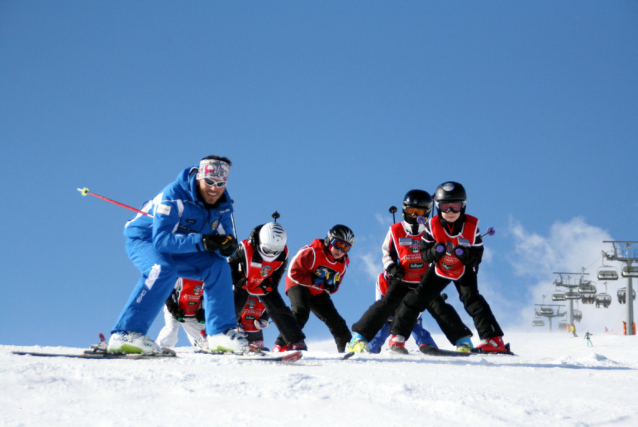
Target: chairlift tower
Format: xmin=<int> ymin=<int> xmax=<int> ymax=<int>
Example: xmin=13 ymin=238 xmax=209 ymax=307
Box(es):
xmin=534 ymin=296 xmax=566 ymax=332
xmin=603 ymin=241 xmax=638 ymax=335
xmin=552 ymin=272 xmax=588 ymax=331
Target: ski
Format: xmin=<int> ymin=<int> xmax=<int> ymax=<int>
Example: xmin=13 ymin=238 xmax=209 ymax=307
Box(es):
xmin=12 ymin=350 xmax=176 ymax=360
xmin=194 ymin=349 xmax=303 ymax=363
xmin=419 ymin=346 xmax=471 ymax=357
xmin=341 ymin=352 xmax=355 ymax=360
xmin=469 ymin=343 xmax=516 ymax=356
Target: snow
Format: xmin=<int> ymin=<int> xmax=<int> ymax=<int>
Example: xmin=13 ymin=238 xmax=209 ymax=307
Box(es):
xmin=2 ymin=332 xmax=638 ymax=426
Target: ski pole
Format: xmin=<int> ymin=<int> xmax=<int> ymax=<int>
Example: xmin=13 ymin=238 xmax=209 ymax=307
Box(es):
xmin=272 ymin=211 xmax=280 ymax=222
xmin=230 ymin=199 xmax=238 ymax=237
xmin=78 ymin=187 xmax=152 ymax=218
xmin=78 ymin=187 xmax=197 ymax=233
xmin=389 ymin=206 xmax=397 ymax=223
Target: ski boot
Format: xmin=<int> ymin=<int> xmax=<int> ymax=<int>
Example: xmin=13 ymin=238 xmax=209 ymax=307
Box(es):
xmin=207 ymin=329 xmax=249 ymax=354
xmin=455 ymin=336 xmax=473 ymax=353
xmin=388 ymin=335 xmax=408 ymax=355
xmin=475 ymin=336 xmax=508 ymax=354
xmin=347 ymin=333 xmax=370 ymax=353
xmin=108 ymin=331 xmax=161 ymax=354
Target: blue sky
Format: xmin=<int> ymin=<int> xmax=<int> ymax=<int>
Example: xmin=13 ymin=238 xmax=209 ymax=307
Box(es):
xmin=1 ymin=1 xmax=636 ymax=348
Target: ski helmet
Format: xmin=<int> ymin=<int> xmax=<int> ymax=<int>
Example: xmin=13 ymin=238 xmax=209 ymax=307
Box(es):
xmin=326 ymin=224 xmax=355 ymax=247
xmin=433 ymin=182 xmax=467 ymax=214
xmin=259 ymin=222 xmax=287 ymax=256
xmin=402 ymin=189 xmax=433 ymax=224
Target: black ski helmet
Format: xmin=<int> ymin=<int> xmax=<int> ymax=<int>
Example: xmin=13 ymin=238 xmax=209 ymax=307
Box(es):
xmin=433 ymin=182 xmax=467 ymax=213
xmin=402 ymin=189 xmax=433 ymax=224
xmin=326 ymin=224 xmax=355 ymax=247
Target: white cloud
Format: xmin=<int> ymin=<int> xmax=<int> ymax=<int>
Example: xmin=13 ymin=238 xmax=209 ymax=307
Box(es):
xmin=375 ymin=213 xmax=392 ymax=227
xmin=506 ymin=216 xmax=629 ymax=333
xmin=357 ymin=251 xmax=382 ymax=282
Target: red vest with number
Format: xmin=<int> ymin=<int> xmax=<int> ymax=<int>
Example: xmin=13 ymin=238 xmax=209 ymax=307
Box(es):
xmin=430 ymin=214 xmax=479 ymax=280
xmin=389 ymin=222 xmax=427 ymax=285
xmin=239 ymin=296 xmax=266 ymax=332
xmin=286 ymin=239 xmax=348 ymax=295
xmin=242 ymin=240 xmax=287 ymax=296
xmin=177 ymin=278 xmax=204 ymax=316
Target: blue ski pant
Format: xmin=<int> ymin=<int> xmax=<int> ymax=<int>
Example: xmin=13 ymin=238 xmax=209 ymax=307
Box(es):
xmin=112 ymin=238 xmax=236 ymax=337
xmin=369 ymin=315 xmax=437 ymax=353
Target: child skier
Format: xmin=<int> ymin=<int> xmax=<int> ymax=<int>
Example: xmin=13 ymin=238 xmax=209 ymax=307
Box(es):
xmin=274 ymin=225 xmax=355 ymax=353
xmin=228 ymin=222 xmax=307 ymax=352
xmin=156 ymin=278 xmax=206 ymax=348
xmin=389 ymin=182 xmax=508 ymax=354
xmin=349 ymin=190 xmax=472 ymax=354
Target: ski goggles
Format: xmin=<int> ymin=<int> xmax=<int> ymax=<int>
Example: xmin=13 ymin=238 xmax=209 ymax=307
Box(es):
xmin=405 ymin=207 xmax=427 ymax=217
xmin=203 ymin=178 xmax=227 ymax=189
xmin=260 ymin=244 xmax=281 ymax=257
xmin=436 ymin=200 xmax=465 ymax=213
xmin=331 ymin=238 xmax=352 ymax=253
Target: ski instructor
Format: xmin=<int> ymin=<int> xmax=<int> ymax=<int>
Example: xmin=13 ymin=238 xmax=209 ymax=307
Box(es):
xmin=108 ymin=155 xmax=249 ymax=354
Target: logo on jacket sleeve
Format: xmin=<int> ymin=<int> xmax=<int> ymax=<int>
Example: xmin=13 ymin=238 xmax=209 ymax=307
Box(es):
xmin=157 ymin=204 xmax=171 ymax=216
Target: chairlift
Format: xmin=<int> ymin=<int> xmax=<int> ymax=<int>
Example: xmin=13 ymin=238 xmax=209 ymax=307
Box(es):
xmin=621 ymin=266 xmax=638 ymax=278
xmin=597 ymin=266 xmax=618 ymax=281
xmin=578 ymin=283 xmax=596 ymax=294
xmin=558 ymin=322 xmax=568 ymax=330
xmin=617 ymin=288 xmax=637 ymax=304
xmin=573 ymin=309 xmax=583 ymax=322
xmin=564 ymin=291 xmax=581 ymax=300
xmin=532 ymin=318 xmax=545 ymax=327
xmin=551 ymin=293 xmax=566 ymax=301
xmin=539 ymin=307 xmax=554 ymax=315
xmin=595 ymin=293 xmax=612 ymax=308
xmin=581 ymin=294 xmax=596 ymax=304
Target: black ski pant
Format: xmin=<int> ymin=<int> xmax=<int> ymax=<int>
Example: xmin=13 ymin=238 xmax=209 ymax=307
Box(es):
xmin=352 ymin=279 xmax=471 ymax=345
xmin=390 ymin=267 xmax=503 ymax=343
xmin=234 ymin=286 xmax=305 ymax=345
xmin=275 ymin=285 xmax=352 ymax=353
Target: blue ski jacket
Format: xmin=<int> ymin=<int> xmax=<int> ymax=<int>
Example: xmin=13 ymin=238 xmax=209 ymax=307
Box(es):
xmin=123 ymin=165 xmax=235 ymax=253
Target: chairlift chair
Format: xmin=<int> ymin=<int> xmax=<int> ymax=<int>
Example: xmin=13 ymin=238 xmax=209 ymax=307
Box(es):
xmin=552 ymin=293 xmax=566 ymax=301
xmin=581 ymin=294 xmax=596 ymax=304
xmin=617 ymin=288 xmax=636 ymax=304
xmin=558 ymin=322 xmax=568 ymax=330
xmin=573 ymin=309 xmax=583 ymax=322
xmin=595 ymin=294 xmax=612 ymax=308
xmin=539 ymin=307 xmax=554 ymax=315
xmin=578 ymin=283 xmax=596 ymax=294
xmin=532 ymin=318 xmax=545 ymax=327
xmin=621 ymin=266 xmax=638 ymax=278
xmin=564 ymin=291 xmax=581 ymax=300
xmin=597 ymin=266 xmax=618 ymax=281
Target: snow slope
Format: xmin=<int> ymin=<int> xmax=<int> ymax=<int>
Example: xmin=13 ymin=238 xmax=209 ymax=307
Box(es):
xmin=2 ymin=332 xmax=637 ymax=426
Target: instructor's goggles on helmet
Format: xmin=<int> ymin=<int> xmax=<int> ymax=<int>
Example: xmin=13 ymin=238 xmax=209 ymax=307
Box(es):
xmin=330 ymin=238 xmax=352 ymax=253
xmin=405 ymin=207 xmax=427 ymax=217
xmin=436 ymin=200 xmax=465 ymax=213
xmin=203 ymin=178 xmax=227 ymax=189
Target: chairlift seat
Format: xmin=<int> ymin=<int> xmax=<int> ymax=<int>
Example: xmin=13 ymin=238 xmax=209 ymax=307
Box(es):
xmin=597 ymin=269 xmax=618 ymax=280
xmin=564 ymin=291 xmax=581 ymax=300
xmin=551 ymin=293 xmax=566 ymax=301
xmin=532 ymin=319 xmax=545 ymax=327
xmin=621 ymin=266 xmax=638 ymax=278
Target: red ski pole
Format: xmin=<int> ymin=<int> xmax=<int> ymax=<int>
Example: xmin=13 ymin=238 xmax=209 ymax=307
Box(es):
xmin=78 ymin=187 xmax=199 ymax=233
xmin=77 ymin=187 xmax=153 ymax=218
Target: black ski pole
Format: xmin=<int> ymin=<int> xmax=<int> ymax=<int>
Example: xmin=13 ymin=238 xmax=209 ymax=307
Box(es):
xmin=389 ymin=206 xmax=397 ymax=223
xmin=272 ymin=211 xmax=280 ymax=222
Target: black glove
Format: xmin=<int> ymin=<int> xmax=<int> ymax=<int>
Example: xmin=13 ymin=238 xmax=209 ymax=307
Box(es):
xmin=195 ymin=308 xmax=205 ymax=324
xmin=427 ymin=243 xmax=446 ymax=262
xmin=386 ymin=263 xmax=405 ymax=281
xmin=202 ymin=234 xmax=238 ymax=256
xmin=260 ymin=277 xmax=275 ymax=294
xmin=454 ymin=246 xmax=470 ymax=264
xmin=165 ymin=294 xmax=185 ymax=322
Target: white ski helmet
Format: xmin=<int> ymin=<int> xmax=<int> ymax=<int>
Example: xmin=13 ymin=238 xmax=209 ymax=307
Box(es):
xmin=259 ymin=222 xmax=287 ymax=256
